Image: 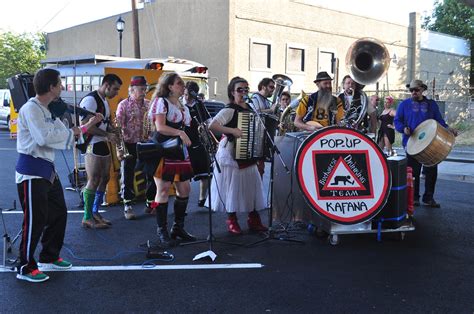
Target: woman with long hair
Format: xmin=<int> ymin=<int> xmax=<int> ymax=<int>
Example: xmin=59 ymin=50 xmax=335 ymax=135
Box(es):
xmin=148 ymin=72 xmax=195 ymax=247
xmin=207 ymin=77 xmax=267 ymax=234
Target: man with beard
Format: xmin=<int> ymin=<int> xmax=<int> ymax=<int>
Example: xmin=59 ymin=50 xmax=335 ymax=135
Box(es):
xmin=15 ymin=68 xmax=103 ymax=282
xmin=394 ymin=79 xmax=457 ymax=208
xmin=294 ymin=71 xmax=344 ymax=131
xmin=337 ymin=75 xmax=375 ymax=132
xmin=251 ymin=77 xmax=276 ymax=113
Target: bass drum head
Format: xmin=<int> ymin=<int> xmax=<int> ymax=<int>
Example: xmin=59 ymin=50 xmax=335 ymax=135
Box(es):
xmin=295 ymin=126 xmax=391 ymax=225
xmin=406 ymin=119 xmax=437 ymax=156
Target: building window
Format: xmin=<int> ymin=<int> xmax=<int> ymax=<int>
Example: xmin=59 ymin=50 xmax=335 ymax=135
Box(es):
xmin=286 ymin=45 xmax=305 ymax=73
xmin=318 ymin=50 xmax=336 ymax=75
xmin=250 ymin=39 xmax=272 ymax=70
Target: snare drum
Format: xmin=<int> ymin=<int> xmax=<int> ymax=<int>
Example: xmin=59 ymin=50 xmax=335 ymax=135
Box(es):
xmin=406 ymin=119 xmax=455 ymax=167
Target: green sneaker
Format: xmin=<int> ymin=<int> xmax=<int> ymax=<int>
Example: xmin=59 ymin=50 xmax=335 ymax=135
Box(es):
xmin=16 ymin=269 xmax=50 ymax=283
xmin=38 ymin=258 xmax=72 ymax=270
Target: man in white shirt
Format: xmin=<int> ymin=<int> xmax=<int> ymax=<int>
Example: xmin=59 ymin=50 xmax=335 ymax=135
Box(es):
xmin=251 ymin=77 xmax=276 ymax=114
xmin=15 ymin=68 xmax=102 ymax=282
xmin=79 ymin=74 xmax=121 ymax=229
xmin=250 ymin=78 xmax=276 ymax=176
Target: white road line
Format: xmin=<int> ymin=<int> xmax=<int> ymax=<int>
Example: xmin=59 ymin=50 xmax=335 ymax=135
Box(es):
xmin=0 ymin=148 xmax=16 ymax=150
xmin=2 ymin=210 xmax=107 ymax=214
xmin=0 ymin=263 xmax=264 ymax=272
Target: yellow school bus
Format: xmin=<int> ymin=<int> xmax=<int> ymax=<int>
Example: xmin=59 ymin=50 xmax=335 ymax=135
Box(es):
xmin=28 ymin=54 xmax=209 ymax=204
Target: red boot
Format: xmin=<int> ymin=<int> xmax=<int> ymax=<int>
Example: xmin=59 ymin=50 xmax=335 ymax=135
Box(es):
xmin=226 ymin=214 xmax=242 ymax=235
xmin=247 ymin=210 xmax=268 ymax=232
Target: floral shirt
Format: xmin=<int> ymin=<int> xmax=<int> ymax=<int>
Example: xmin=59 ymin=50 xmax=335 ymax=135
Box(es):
xmin=116 ymin=96 xmax=150 ymax=143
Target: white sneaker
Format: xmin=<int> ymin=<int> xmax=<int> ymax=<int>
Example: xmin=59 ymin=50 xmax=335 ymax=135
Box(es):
xmin=124 ymin=204 xmax=136 ymax=220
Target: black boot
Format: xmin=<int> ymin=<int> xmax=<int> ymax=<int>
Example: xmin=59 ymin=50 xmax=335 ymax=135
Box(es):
xmin=170 ymin=196 xmax=196 ymax=242
xmin=154 ymin=202 xmax=174 ymax=248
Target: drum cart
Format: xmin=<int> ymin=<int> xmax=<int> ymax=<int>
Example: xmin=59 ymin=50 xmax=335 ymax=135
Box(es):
xmin=273 ymin=132 xmax=416 ymax=246
xmin=314 ymin=216 xmax=415 ymax=246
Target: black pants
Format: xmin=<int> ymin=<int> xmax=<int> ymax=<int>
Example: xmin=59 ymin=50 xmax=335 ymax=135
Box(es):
xmin=121 ymin=142 xmax=157 ymax=203
xmin=17 ymin=177 xmax=68 ymax=275
xmin=121 ymin=143 xmax=138 ymax=202
xmin=407 ymin=154 xmax=438 ymax=202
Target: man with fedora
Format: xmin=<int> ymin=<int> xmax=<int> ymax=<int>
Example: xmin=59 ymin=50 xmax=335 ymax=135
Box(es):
xmin=394 ymin=79 xmax=457 ymax=208
xmin=116 ymin=76 xmax=154 ymax=219
xmin=294 ymin=71 xmax=344 ymax=131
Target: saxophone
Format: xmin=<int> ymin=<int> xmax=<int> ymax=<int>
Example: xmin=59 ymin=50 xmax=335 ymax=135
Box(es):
xmin=142 ymin=109 xmax=154 ymax=141
xmin=114 ymin=119 xmax=133 ymax=160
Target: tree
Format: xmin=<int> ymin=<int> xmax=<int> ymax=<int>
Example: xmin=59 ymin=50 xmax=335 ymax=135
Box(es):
xmin=422 ymin=0 xmax=474 ymax=88
xmin=0 ymin=32 xmax=46 ymax=89
xmin=422 ymin=0 xmax=473 ymax=37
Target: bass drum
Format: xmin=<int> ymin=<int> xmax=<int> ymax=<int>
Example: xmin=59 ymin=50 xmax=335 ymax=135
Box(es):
xmin=406 ymin=119 xmax=455 ymax=167
xmin=294 ymin=126 xmax=391 ymax=225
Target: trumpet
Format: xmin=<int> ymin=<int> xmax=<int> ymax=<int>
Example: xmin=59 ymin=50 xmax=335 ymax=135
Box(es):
xmin=114 ymin=119 xmax=133 ymax=161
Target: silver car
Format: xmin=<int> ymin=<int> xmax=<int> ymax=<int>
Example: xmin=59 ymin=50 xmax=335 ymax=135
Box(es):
xmin=0 ymin=90 xmax=11 ymax=129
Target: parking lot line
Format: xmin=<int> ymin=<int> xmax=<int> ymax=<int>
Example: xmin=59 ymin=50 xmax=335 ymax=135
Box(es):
xmin=0 ymin=263 xmax=264 ymax=272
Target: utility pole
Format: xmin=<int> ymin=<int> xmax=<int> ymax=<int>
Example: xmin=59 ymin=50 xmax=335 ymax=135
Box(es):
xmin=132 ymin=0 xmax=141 ymax=58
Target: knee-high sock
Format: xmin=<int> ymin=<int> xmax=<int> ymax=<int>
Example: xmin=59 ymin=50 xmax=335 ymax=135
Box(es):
xmin=83 ymin=188 xmax=96 ymax=220
xmin=92 ymin=190 xmax=105 ymax=214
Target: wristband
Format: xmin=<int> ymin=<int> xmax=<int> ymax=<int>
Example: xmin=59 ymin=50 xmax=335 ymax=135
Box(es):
xmin=80 ymin=125 xmax=88 ymax=134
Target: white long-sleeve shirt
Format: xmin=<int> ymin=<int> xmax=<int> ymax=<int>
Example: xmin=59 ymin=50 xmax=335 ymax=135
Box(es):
xmin=16 ymin=97 xmax=74 ymax=183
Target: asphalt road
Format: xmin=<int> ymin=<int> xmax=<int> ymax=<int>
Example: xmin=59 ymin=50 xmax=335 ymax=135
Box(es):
xmin=0 ymin=126 xmax=473 ymax=313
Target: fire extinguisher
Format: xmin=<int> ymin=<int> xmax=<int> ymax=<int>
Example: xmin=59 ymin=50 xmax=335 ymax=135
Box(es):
xmin=407 ymin=166 xmax=414 ymax=216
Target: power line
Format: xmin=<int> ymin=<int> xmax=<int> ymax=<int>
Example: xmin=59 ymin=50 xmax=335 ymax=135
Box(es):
xmin=39 ymin=1 xmax=72 ymax=32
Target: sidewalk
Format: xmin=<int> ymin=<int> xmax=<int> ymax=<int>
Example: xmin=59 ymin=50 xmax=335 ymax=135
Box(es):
xmin=394 ymin=146 xmax=474 ymax=183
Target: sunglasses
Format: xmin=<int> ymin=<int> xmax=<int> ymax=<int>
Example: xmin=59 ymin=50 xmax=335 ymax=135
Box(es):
xmin=235 ymin=87 xmax=250 ymax=93
xmin=409 ymin=88 xmax=421 ymax=92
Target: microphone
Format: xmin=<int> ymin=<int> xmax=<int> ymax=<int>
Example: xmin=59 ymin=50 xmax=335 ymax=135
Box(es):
xmin=243 ymin=94 xmax=258 ymax=113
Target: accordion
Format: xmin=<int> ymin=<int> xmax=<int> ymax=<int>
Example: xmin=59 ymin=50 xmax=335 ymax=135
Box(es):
xmin=234 ymin=112 xmax=265 ymax=160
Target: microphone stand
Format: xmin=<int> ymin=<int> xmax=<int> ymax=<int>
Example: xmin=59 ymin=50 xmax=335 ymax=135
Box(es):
xmin=180 ymin=98 xmax=242 ymax=262
xmin=244 ymin=97 xmax=304 ymax=247
xmin=1 ymin=201 xmax=19 ymax=270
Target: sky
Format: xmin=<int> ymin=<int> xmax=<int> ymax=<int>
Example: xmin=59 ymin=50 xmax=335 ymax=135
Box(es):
xmin=0 ymin=0 xmax=437 ymax=34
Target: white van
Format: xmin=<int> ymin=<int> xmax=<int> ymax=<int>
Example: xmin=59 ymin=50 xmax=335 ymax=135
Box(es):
xmin=0 ymin=89 xmax=11 ymax=129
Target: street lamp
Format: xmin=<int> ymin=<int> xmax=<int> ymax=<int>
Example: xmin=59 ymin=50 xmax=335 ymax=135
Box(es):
xmin=116 ymin=16 xmax=125 ymax=57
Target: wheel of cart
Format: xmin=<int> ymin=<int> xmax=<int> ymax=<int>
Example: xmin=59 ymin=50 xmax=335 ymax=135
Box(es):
xmin=328 ymin=234 xmax=340 ymax=246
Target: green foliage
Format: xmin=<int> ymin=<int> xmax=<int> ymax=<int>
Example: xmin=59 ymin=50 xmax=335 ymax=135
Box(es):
xmin=0 ymin=32 xmax=46 ymax=89
xmin=422 ymin=0 xmax=474 ymax=39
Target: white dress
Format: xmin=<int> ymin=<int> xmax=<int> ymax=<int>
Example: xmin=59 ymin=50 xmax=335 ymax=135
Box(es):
xmin=206 ymin=107 xmax=266 ymax=213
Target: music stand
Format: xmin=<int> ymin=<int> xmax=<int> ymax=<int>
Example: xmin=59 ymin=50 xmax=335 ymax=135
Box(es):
xmin=245 ymin=105 xmax=305 ymax=247
xmin=181 ymin=97 xmax=243 ymax=262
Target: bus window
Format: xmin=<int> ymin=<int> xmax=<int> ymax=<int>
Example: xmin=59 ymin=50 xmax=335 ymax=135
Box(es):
xmin=66 ymin=76 xmax=75 ymax=91
xmin=75 ymin=76 xmax=83 ymax=91
xmin=146 ymin=62 xmax=164 ymax=70
xmin=83 ymin=76 xmax=91 ymax=91
xmin=91 ymin=76 xmax=101 ymax=91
